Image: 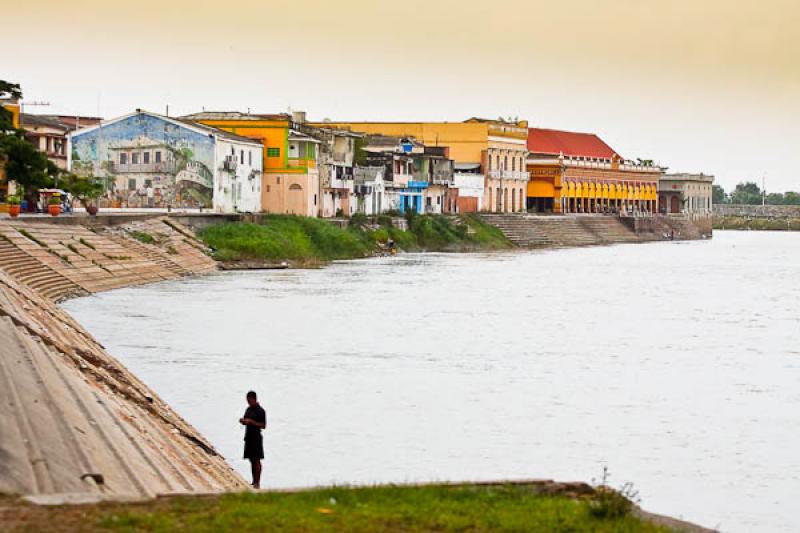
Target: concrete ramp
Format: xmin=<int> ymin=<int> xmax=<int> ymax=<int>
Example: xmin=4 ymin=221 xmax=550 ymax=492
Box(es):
xmin=0 ymin=269 xmax=247 ymax=498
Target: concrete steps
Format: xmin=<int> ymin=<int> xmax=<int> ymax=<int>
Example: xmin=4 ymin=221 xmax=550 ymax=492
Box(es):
xmin=480 ymin=214 xmax=641 ymax=248
xmin=0 ymin=236 xmax=87 ymax=301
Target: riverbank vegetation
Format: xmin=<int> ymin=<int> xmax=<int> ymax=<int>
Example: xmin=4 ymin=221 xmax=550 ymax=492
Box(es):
xmin=1 ymin=484 xmax=675 ymax=532
xmin=198 ymin=214 xmax=512 ymax=265
xmin=713 ymin=215 xmax=800 ymax=231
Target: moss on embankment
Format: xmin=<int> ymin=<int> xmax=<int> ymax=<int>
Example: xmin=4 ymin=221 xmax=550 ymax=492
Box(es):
xmin=713 ymin=215 xmax=800 ymax=231
xmin=0 ymin=484 xmax=679 ymax=533
xmin=198 ymin=214 xmax=512 ymax=265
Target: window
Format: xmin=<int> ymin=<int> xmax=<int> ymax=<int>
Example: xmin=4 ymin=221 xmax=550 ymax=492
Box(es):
xmin=240 ymin=150 xmax=244 ymax=164
xmin=248 ymin=151 xmax=252 ymax=165
xmin=144 ymin=179 xmax=153 ymax=188
xmin=276 ymin=177 xmax=280 ymax=184
xmin=231 ymin=146 xmax=235 ymax=155
xmin=132 ymin=153 xmax=139 ymax=164
xmin=128 ymin=178 xmax=136 ymax=189
xmin=143 ymin=152 xmax=150 ymax=164
xmin=267 ymin=147 xmax=280 ymax=157
xmin=307 ymin=144 xmax=315 ymax=159
xmin=266 ymin=185 xmax=270 ymax=192
xmin=119 ymin=152 xmax=128 ymax=165
xmin=155 ymin=151 xmax=161 ymax=163
xmin=504 ymin=156 xmax=508 ymax=170
xmin=512 ymin=157 xmax=516 ymax=171
xmin=314 ymin=194 xmax=317 ymax=205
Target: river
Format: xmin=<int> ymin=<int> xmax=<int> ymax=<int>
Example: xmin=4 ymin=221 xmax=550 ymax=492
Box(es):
xmin=62 ymin=230 xmax=800 ymax=532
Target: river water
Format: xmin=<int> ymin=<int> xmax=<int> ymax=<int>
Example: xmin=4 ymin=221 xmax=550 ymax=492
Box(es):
xmin=62 ymin=231 xmax=800 ymax=532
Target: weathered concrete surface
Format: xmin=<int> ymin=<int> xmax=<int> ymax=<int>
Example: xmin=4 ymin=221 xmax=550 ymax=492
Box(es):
xmin=0 ymin=268 xmax=247 ymax=498
xmin=480 ymin=213 xmax=711 ymax=249
xmin=0 ymin=217 xmax=246 ymax=499
xmin=0 ymin=217 xmax=217 ymax=302
xmin=714 ymin=204 xmax=800 ymax=218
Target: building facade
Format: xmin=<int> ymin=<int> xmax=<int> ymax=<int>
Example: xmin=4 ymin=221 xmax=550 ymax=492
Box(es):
xmin=527 ymin=128 xmax=661 ymax=215
xmin=184 ymin=112 xmax=321 ymax=217
xmin=69 ymin=110 xmax=263 ymax=212
xmin=20 ymin=114 xmax=103 ymax=170
xmin=310 ymin=118 xmax=529 ymax=213
xmin=658 ymin=173 xmax=714 ymax=215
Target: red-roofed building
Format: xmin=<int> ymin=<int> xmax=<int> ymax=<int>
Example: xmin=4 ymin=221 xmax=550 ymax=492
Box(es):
xmin=526 ymin=127 xmax=661 ymax=214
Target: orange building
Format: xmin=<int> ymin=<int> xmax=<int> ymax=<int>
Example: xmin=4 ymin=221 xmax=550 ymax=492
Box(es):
xmin=183 ymin=112 xmax=321 ymax=216
xmin=526 ymin=128 xmax=660 ymax=214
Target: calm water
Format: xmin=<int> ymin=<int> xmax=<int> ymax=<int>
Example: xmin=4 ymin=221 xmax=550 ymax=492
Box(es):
xmin=63 ymin=231 xmax=800 ymax=532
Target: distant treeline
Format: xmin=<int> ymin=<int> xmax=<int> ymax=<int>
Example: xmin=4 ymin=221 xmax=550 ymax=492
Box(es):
xmin=713 ymin=182 xmax=800 ymax=205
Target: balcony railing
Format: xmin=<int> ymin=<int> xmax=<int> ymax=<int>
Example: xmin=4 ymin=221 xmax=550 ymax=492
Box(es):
xmin=111 ymin=161 xmax=178 ymax=174
xmin=488 ymin=170 xmax=529 ymax=180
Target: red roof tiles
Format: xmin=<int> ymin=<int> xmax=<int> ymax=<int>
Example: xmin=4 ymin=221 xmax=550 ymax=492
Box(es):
xmin=528 ymin=128 xmax=618 ymax=159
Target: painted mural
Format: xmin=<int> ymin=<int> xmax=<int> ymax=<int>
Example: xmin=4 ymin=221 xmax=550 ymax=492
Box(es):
xmin=71 ymin=113 xmax=215 ymax=208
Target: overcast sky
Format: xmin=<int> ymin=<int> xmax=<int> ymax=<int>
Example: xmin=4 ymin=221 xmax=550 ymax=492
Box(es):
xmin=4 ymin=0 xmax=798 ymax=191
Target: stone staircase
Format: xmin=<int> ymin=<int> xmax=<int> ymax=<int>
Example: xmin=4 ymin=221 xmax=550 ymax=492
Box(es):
xmin=0 ymin=234 xmax=86 ymax=301
xmin=480 ymin=214 xmax=642 ymax=248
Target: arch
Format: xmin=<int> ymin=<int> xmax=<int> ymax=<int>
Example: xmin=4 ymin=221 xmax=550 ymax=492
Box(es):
xmin=511 ymin=188 xmax=516 ymax=212
xmin=670 ymin=196 xmax=680 ymax=213
xmin=289 ymin=183 xmax=303 ymax=190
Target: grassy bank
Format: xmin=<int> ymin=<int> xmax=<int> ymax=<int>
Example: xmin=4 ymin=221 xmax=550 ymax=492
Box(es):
xmin=198 ymin=214 xmax=512 ymax=265
xmin=713 ymin=215 xmax=800 ymax=231
xmin=1 ymin=484 xmax=676 ymax=532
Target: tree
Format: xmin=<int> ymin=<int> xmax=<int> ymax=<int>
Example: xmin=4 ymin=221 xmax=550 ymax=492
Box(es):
xmin=60 ymin=173 xmax=105 ymax=213
xmin=729 ymin=181 xmax=763 ymax=205
xmin=0 ymin=80 xmax=58 ymax=194
xmin=783 ymin=191 xmax=800 ymax=205
xmin=712 ymin=184 xmax=727 ymax=204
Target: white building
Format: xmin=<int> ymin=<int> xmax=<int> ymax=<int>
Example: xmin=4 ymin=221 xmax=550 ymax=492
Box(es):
xmin=69 ymin=110 xmax=263 ymax=213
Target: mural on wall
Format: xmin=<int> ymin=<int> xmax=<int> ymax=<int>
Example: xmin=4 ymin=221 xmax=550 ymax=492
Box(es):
xmin=71 ymin=113 xmax=215 ymax=208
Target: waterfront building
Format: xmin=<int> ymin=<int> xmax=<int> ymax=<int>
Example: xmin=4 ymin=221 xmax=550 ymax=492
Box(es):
xmin=20 ymin=114 xmax=104 ymax=170
xmin=353 ymin=166 xmax=386 ymax=215
xmin=302 ymin=123 xmax=361 ymax=217
xmin=184 ymin=111 xmax=321 ymax=217
xmin=526 ymin=128 xmax=661 ymax=214
xmin=658 ymin=173 xmax=714 ymax=215
xmin=361 ymin=134 xmax=421 ymax=214
xmin=69 ymin=110 xmax=263 ymax=212
xmin=310 ymin=118 xmax=529 ymax=213
xmin=412 ymin=146 xmax=455 ymax=214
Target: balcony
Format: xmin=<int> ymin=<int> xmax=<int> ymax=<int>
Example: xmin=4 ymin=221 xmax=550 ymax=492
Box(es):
xmin=488 ymin=170 xmax=529 ymax=180
xmin=111 ymin=161 xmax=178 ymax=174
xmin=391 ymin=173 xmax=411 ymax=187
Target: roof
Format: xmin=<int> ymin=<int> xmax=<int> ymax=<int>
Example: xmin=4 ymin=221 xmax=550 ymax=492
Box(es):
xmin=21 ymin=114 xmax=71 ymax=132
xmin=70 ymin=110 xmax=263 ymax=146
xmin=181 ymin=111 xmax=290 ymax=121
xmin=528 ymin=128 xmax=618 ymax=159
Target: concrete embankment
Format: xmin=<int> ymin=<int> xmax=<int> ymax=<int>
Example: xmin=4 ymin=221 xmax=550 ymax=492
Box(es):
xmin=713 ymin=204 xmax=800 ymax=231
xmin=0 ymin=217 xmax=247 ymax=502
xmin=479 ymin=213 xmax=711 ymax=248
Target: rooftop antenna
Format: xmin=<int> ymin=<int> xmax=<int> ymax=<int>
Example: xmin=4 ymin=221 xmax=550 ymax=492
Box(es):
xmin=166 ymin=104 xmax=170 ymax=117
xmin=18 ymin=100 xmax=51 ymax=128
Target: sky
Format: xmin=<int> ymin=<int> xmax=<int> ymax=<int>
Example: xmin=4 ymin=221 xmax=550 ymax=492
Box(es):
xmin=4 ymin=0 xmax=799 ymax=191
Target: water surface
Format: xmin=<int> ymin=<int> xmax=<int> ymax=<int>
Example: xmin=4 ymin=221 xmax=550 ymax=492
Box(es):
xmin=63 ymin=231 xmax=800 ymax=532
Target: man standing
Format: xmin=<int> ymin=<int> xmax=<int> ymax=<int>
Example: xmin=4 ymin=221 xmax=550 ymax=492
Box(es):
xmin=239 ymin=390 xmax=267 ymax=488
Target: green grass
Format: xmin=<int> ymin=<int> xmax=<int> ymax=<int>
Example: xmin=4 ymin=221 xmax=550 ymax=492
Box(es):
xmin=198 ymin=214 xmax=512 ymax=264
xmin=87 ymin=485 xmax=669 ymax=533
xmin=713 ymin=215 xmax=800 ymax=231
xmin=128 ymin=230 xmax=157 ymax=245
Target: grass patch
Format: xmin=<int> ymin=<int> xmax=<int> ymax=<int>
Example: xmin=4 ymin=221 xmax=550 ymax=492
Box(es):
xmin=199 ymin=214 xmax=512 ymax=264
xmin=4 ymin=485 xmax=671 ymax=532
xmin=128 ymin=230 xmax=157 ymax=245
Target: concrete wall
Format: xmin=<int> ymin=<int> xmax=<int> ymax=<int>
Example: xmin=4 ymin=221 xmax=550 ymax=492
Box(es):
xmin=714 ymin=204 xmax=800 ymax=217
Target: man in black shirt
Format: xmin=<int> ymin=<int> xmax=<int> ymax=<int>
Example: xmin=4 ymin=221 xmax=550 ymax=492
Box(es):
xmin=239 ymin=390 xmax=267 ymax=488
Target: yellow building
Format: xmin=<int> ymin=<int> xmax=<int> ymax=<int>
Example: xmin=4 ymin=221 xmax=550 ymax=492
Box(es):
xmin=182 ymin=112 xmax=321 ymax=216
xmin=311 ymin=118 xmax=529 ymax=213
xmin=526 ymin=128 xmax=660 ymax=214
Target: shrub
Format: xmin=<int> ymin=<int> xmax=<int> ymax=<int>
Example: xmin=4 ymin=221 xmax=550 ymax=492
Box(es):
xmin=586 ymin=467 xmax=639 ymax=519
xmin=6 ymin=195 xmax=20 ymax=205
xmin=129 ymin=231 xmax=156 ymax=245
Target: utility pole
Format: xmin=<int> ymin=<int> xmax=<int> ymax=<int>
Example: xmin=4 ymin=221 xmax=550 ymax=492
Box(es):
xmin=762 ymin=175 xmax=766 ymax=206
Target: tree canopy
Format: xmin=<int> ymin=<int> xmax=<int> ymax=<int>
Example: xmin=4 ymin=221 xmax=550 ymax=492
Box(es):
xmin=714 ymin=182 xmax=800 ymax=206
